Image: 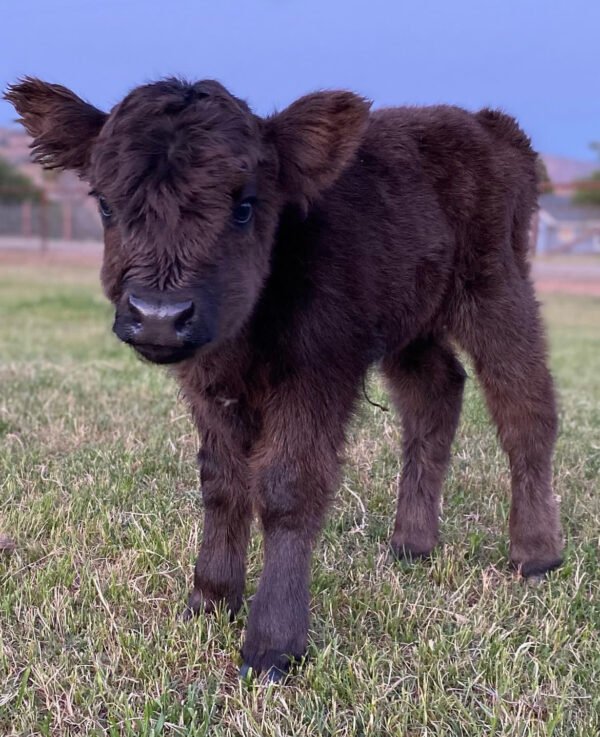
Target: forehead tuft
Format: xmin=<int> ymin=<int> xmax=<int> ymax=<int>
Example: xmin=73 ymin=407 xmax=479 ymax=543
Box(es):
xmin=108 ymin=78 xmax=253 ymax=127
xmin=89 ymin=78 xmax=261 ymax=228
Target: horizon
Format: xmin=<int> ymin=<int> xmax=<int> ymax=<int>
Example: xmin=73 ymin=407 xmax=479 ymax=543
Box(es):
xmin=1 ymin=0 xmax=598 ymax=161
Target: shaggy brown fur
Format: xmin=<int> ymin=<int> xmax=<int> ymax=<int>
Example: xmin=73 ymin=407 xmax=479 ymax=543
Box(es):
xmin=5 ymin=77 xmax=563 ymax=680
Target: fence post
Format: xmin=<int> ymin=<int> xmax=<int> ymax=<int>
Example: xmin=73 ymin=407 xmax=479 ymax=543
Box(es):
xmin=62 ymin=201 xmax=73 ymax=241
xmin=40 ymin=190 xmax=48 ymax=253
xmin=21 ymin=199 xmax=32 ymax=237
xmin=530 ymin=210 xmax=539 ymax=256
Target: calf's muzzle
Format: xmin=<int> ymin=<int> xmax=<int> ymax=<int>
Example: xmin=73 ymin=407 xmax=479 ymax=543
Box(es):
xmin=113 ymin=290 xmax=213 ymax=364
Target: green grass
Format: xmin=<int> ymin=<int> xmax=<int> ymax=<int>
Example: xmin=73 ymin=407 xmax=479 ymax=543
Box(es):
xmin=1 ymin=263 xmax=599 ymax=736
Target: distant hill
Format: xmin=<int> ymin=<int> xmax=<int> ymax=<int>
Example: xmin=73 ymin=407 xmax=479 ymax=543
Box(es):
xmin=0 ymin=125 xmax=90 ymax=201
xmin=540 ymin=154 xmax=598 ymax=188
xmin=0 ymin=125 xmax=101 ymax=240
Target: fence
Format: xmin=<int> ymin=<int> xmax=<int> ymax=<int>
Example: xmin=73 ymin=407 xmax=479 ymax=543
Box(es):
xmin=1 ymin=179 xmax=600 ymax=256
xmin=0 ymin=189 xmax=103 ymax=252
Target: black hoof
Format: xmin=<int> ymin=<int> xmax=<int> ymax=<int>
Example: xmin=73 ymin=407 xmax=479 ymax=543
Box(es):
xmin=239 ymin=662 xmax=287 ymax=683
xmin=239 ymin=644 xmax=302 ymax=682
xmin=181 ymin=605 xmax=196 ymax=622
xmin=391 ymin=542 xmax=433 ymax=562
xmin=513 ymin=557 xmax=563 ymax=579
xmin=181 ymin=589 xmax=204 ymax=621
xmin=182 ymin=589 xmax=242 ymax=621
xmin=239 ymin=662 xmax=253 ymax=680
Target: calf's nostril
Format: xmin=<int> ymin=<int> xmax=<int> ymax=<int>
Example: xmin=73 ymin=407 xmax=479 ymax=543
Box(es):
xmin=127 ymin=294 xmax=148 ymax=320
xmin=174 ymin=301 xmax=195 ymax=334
xmin=176 ymin=300 xmax=194 ymax=321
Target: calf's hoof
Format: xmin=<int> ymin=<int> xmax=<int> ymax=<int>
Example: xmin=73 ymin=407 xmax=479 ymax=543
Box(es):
xmin=239 ymin=658 xmax=289 ymax=684
xmin=239 ymin=641 xmax=304 ymax=682
xmin=510 ymin=535 xmax=564 ymax=580
xmin=510 ymin=556 xmax=563 ymax=580
xmin=181 ymin=588 xmax=241 ymax=622
xmin=181 ymin=589 xmax=205 ymax=622
xmin=390 ymin=536 xmax=435 ymax=562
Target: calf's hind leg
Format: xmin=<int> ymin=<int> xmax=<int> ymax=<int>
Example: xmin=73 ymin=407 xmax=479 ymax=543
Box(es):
xmin=382 ymin=338 xmax=466 ymax=559
xmin=458 ymin=281 xmax=563 ymax=577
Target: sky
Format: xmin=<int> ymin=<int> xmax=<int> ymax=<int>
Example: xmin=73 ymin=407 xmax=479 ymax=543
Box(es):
xmin=1 ymin=0 xmax=598 ymax=160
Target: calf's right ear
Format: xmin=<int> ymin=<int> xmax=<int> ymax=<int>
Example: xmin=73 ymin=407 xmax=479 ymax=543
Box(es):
xmin=265 ymin=91 xmax=371 ymax=208
xmin=4 ymin=77 xmax=107 ymax=174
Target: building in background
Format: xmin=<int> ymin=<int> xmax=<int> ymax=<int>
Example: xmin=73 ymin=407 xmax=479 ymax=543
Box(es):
xmin=537 ymin=193 xmax=600 ymax=254
xmin=536 ymin=155 xmax=600 ymax=254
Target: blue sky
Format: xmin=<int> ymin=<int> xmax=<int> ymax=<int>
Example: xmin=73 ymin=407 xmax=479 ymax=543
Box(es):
xmin=1 ymin=0 xmax=598 ymax=160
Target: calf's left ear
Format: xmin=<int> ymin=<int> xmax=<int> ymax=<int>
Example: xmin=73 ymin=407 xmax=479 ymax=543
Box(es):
xmin=4 ymin=77 xmax=107 ymax=174
xmin=265 ymin=91 xmax=371 ymax=207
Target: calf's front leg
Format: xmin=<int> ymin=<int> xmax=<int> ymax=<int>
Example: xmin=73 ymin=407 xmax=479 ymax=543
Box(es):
xmin=240 ymin=380 xmax=354 ymax=679
xmin=184 ymin=429 xmax=252 ymax=619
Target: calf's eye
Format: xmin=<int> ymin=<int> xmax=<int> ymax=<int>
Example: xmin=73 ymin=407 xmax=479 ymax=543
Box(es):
xmin=98 ymin=196 xmax=113 ymax=220
xmin=232 ymin=199 xmax=254 ymax=226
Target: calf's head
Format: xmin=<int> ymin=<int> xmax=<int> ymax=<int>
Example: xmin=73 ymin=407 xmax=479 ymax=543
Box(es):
xmin=5 ymin=78 xmax=370 ymax=363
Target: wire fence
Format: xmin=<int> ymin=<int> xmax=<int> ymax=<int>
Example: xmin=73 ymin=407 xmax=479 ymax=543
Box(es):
xmin=0 ymin=189 xmax=102 ymax=253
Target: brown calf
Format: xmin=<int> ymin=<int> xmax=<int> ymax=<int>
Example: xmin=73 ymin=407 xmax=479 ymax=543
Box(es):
xmin=6 ymin=78 xmax=563 ymax=680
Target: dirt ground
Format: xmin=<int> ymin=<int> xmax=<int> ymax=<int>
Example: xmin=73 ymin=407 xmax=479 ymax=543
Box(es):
xmin=1 ymin=242 xmax=599 ymax=297
xmin=531 ymin=257 xmax=600 ymax=296
xmin=0 ymin=238 xmax=102 ymax=267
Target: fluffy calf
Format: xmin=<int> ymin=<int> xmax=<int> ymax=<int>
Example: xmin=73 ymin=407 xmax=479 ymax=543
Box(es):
xmin=6 ymin=78 xmax=563 ymax=679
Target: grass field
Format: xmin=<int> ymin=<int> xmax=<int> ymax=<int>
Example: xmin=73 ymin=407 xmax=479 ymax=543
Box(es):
xmin=0 ymin=262 xmax=599 ymax=736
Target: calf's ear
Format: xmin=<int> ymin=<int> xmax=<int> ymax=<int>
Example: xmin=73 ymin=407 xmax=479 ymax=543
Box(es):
xmin=265 ymin=91 xmax=371 ymax=207
xmin=4 ymin=77 xmax=107 ymax=174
